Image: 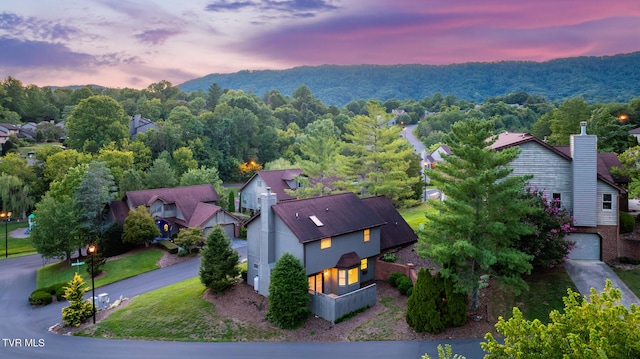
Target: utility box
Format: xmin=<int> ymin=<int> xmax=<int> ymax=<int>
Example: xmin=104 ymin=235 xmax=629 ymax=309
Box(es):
xmin=93 ymin=293 xmax=110 ymax=310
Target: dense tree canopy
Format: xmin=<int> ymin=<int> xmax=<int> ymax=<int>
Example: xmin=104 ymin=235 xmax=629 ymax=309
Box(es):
xmin=65 ymin=95 xmax=130 ymax=153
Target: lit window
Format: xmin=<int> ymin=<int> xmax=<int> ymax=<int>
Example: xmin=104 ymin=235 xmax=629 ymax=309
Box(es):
xmin=338 ymin=270 xmax=346 ymax=286
xmin=361 ymin=258 xmax=368 ymax=271
xmin=364 ymin=229 xmax=370 ymax=242
xmin=603 ymin=194 xmax=613 ymax=210
xmin=321 ymin=237 xmax=331 ymax=249
xmin=348 ymin=268 xmax=359 ymax=285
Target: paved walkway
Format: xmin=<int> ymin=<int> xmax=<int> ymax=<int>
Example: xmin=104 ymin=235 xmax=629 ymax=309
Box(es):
xmin=564 ymin=259 xmax=640 ymax=309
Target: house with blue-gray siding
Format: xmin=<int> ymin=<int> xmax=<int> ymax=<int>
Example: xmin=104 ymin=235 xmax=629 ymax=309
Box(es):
xmin=246 ymin=190 xmax=416 ymax=322
xmin=491 ymin=122 xmax=632 ymax=262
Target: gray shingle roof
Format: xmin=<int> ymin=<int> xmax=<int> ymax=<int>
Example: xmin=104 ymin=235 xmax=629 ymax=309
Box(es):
xmin=271 ymin=192 xmax=386 ymax=243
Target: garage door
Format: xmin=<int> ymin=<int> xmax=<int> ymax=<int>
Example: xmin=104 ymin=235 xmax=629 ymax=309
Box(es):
xmin=567 ymin=233 xmax=601 ymax=260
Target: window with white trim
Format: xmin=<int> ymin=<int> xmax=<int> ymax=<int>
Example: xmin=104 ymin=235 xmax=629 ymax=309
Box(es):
xmin=338 ymin=270 xmax=346 ymax=286
xmin=603 ymin=193 xmax=613 ymax=210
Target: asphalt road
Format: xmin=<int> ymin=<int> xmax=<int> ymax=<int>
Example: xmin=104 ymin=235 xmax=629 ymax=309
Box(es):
xmin=0 ymin=253 xmax=486 ymax=359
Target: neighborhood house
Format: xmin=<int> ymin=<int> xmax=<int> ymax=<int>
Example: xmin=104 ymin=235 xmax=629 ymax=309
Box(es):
xmin=246 ymin=189 xmax=416 ymax=323
xmin=490 ymin=122 xmax=631 ymax=261
xmin=238 ymin=169 xmax=303 ymax=214
xmin=108 ymin=184 xmax=241 ymax=240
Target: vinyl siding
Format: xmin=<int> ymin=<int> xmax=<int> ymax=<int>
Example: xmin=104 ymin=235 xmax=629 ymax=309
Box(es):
xmin=571 ymin=134 xmax=598 ymax=227
xmin=508 ymin=141 xmax=573 ymax=210
xmin=304 ymin=228 xmax=381 ymax=276
xmin=597 ymin=181 xmax=618 ymax=226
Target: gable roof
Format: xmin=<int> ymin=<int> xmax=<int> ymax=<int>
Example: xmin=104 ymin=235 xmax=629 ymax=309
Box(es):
xmin=271 ymin=192 xmax=386 ymax=243
xmin=187 ymin=202 xmax=234 ymax=228
xmin=631 ymin=127 xmax=640 ymax=135
xmin=239 ymin=169 xmax=303 ymax=201
xmin=124 ymin=184 xmax=220 ymax=222
xmin=491 ymin=132 xmax=625 ymax=193
xmin=360 ymin=196 xmax=418 ymax=250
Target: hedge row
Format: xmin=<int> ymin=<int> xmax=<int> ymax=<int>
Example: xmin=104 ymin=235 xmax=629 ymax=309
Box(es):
xmin=157 ymin=240 xmax=178 ymax=254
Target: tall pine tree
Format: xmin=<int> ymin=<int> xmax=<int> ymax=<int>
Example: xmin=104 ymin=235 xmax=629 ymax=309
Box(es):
xmin=418 ymin=119 xmax=536 ymax=310
xmin=341 ymin=101 xmax=419 ymax=207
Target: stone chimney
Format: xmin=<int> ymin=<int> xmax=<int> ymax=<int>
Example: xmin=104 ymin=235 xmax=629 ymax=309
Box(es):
xmin=257 ymin=187 xmax=277 ymax=295
xmin=570 ymin=121 xmax=597 ymax=227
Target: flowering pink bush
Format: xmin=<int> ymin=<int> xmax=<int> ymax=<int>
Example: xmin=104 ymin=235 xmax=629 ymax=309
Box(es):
xmin=517 ymin=186 xmax=576 ymax=268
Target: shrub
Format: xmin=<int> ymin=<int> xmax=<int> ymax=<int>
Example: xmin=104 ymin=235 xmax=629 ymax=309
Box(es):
xmin=621 ymin=212 xmax=635 ymax=234
xmin=619 ymin=256 xmax=640 ymax=265
xmin=62 ymin=273 xmax=94 ymax=327
xmin=397 ymin=276 xmax=414 ymax=295
xmin=388 ymin=272 xmax=406 ymax=287
xmin=86 ymin=253 xmax=107 ymax=277
xmin=440 ymin=272 xmax=468 ymax=327
xmin=267 ymin=253 xmax=310 ymax=329
xmin=29 ymin=290 xmax=53 ymax=306
xmin=406 ymin=286 xmax=414 ymax=297
xmin=406 ymin=268 xmax=444 ymax=334
xmin=199 ymin=226 xmax=239 ymax=294
xmin=238 ymin=262 xmax=248 ymax=282
xmin=43 ymin=282 xmax=67 ymax=301
xmin=382 ymin=252 xmax=397 ymax=262
xmin=98 ymin=222 xmax=131 ymax=258
xmin=157 ymin=240 xmax=178 ymax=254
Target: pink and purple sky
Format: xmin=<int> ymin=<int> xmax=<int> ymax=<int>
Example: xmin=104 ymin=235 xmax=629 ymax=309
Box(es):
xmin=1 ymin=0 xmax=640 ymax=89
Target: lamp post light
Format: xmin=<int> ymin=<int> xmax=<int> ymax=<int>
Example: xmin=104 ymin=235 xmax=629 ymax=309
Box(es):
xmin=87 ymin=244 xmax=97 ymax=324
xmin=1 ymin=211 xmax=11 ymax=259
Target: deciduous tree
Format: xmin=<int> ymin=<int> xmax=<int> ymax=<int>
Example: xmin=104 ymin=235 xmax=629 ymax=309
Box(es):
xmin=122 ymin=205 xmax=160 ymax=245
xmin=482 ymin=280 xmax=640 ymax=358
xmin=65 ymin=95 xmax=130 ymax=153
xmin=30 ymin=193 xmax=81 ymax=262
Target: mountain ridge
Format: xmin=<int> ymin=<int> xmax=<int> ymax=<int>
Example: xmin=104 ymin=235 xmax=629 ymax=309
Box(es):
xmin=178 ymin=52 xmax=640 ymax=106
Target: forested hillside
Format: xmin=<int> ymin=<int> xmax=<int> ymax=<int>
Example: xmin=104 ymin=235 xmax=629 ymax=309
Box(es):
xmin=178 ymin=52 xmax=640 ymax=106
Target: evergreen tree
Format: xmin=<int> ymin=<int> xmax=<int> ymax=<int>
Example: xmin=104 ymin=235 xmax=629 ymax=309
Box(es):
xmin=62 ymin=273 xmax=94 ymax=327
xmin=440 ymin=272 xmax=468 ymax=327
xmin=267 ymin=253 xmax=310 ymax=329
xmin=418 ymin=119 xmax=536 ymax=310
xmin=199 ymin=226 xmax=239 ymax=294
xmin=342 ymin=101 xmax=419 ymax=207
xmin=406 ymin=268 xmax=444 ymax=334
xmin=227 ymin=191 xmax=235 ymax=212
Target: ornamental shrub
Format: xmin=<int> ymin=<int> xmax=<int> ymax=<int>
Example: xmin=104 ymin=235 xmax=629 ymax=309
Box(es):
xmin=62 ymin=273 xmax=94 ymax=326
xmin=440 ymin=272 xmax=468 ymax=327
xmin=621 ymin=211 xmax=635 ymax=234
xmin=397 ymin=276 xmax=414 ymax=295
xmin=267 ymin=253 xmax=310 ymax=329
xmin=29 ymin=290 xmax=53 ymax=306
xmin=406 ymin=268 xmax=444 ymax=334
xmin=517 ymin=187 xmax=576 ymax=268
xmin=388 ymin=272 xmax=406 ymax=287
xmin=199 ymin=225 xmax=239 ymax=294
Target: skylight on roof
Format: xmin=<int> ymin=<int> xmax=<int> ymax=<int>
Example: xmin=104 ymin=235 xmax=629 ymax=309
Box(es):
xmin=309 ymin=215 xmax=324 ymax=227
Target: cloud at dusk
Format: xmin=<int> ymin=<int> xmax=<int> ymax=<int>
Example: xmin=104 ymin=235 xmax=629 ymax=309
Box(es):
xmin=0 ymin=1 xmax=639 ymax=89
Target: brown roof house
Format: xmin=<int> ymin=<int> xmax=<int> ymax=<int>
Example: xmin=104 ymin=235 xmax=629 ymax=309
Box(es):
xmin=490 ymin=122 xmax=629 ymax=262
xmin=246 ymin=190 xmax=416 ymax=323
xmin=238 ymin=169 xmax=303 ymax=214
xmin=109 ymin=184 xmax=240 ymax=240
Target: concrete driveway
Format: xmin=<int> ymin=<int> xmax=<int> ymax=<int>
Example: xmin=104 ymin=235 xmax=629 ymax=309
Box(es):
xmin=564 ymin=259 xmax=640 ymax=308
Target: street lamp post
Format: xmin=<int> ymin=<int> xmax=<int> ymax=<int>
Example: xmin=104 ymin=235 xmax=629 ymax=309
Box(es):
xmin=1 ymin=212 xmax=11 ymax=259
xmin=87 ymin=244 xmax=97 ymax=324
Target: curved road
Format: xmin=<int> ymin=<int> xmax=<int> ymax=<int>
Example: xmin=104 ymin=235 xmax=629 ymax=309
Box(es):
xmin=1 ymin=253 xmax=485 ymax=359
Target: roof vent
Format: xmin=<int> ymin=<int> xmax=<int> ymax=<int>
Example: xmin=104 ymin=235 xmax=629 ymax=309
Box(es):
xmin=295 ymin=212 xmax=299 ymax=219
xmin=309 ymin=215 xmax=324 ymax=227
xmin=326 ymin=207 xmax=329 ymax=212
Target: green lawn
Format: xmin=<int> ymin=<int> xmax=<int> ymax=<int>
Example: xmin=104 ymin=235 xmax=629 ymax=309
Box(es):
xmin=612 ymin=267 xmax=640 ymax=298
xmin=36 ymin=249 xmax=164 ymax=289
xmin=398 ymin=201 xmax=437 ymax=230
xmin=78 ymin=277 xmax=282 ymax=341
xmin=0 ymin=221 xmax=34 ymax=258
xmin=488 ymin=266 xmax=578 ymax=323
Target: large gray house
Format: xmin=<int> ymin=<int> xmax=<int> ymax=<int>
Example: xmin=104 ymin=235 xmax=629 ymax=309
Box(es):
xmin=246 ymin=190 xmax=416 ymax=322
xmin=238 ymin=169 xmax=303 ymax=214
xmin=491 ymin=122 xmax=631 ymax=262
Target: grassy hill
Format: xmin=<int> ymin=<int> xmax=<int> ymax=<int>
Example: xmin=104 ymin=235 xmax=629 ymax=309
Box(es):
xmin=178 ymin=52 xmax=640 ymax=106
